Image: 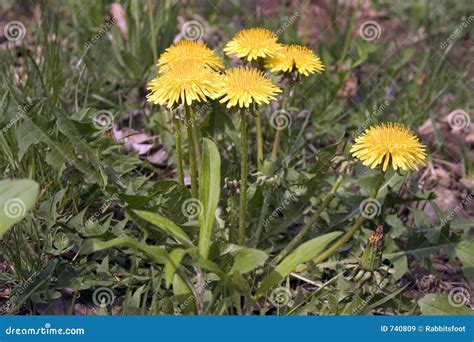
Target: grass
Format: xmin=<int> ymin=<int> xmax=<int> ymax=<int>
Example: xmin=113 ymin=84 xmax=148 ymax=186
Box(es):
xmin=0 ymin=0 xmax=472 ymax=316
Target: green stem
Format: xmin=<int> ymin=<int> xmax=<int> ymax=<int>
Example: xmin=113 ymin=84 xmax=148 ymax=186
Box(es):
xmin=271 ymin=129 xmax=283 ymax=162
xmin=313 ymin=171 xmax=386 ymax=265
xmin=174 ymin=115 xmax=184 ymax=186
xmin=239 ymin=108 xmax=248 ymax=245
xmin=192 ymin=123 xmax=201 ymax=166
xmin=256 ymin=84 xmax=291 ymax=245
xmin=253 ymin=191 xmax=270 ymax=247
xmin=184 ymin=104 xmax=198 ymax=199
xmin=271 ymin=84 xmax=291 ymax=162
xmin=229 ymin=194 xmax=239 ymax=243
xmin=254 ymin=108 xmax=264 ymax=170
xmin=271 ymin=174 xmax=345 ymax=266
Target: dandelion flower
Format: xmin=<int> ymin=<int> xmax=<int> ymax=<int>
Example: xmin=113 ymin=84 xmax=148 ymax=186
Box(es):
xmin=219 ymin=67 xmax=281 ymax=108
xmin=157 ymin=40 xmax=224 ymax=72
xmin=350 ymin=123 xmax=427 ymax=172
xmin=265 ymin=44 xmax=325 ymax=76
xmin=147 ymin=61 xmax=222 ymax=108
xmin=224 ymin=28 xmax=282 ymax=61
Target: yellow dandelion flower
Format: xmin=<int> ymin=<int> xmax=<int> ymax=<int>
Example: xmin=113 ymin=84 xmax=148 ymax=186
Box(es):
xmin=157 ymin=40 xmax=224 ymax=72
xmin=350 ymin=123 xmax=427 ymax=172
xmin=265 ymin=44 xmax=325 ymax=76
xmin=224 ymin=28 xmax=282 ymax=61
xmin=147 ymin=61 xmax=222 ymax=108
xmin=219 ymin=67 xmax=282 ymax=108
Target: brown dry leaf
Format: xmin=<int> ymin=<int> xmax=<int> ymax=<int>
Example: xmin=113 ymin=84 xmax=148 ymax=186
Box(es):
xmin=460 ymin=177 xmax=474 ymax=192
xmin=418 ymin=112 xmax=474 ymax=162
xmin=113 ymin=125 xmax=168 ymax=166
xmin=113 ymin=126 xmax=153 ymax=156
xmin=147 ymin=148 xmax=168 ymax=166
xmin=297 ymin=1 xmax=333 ymax=46
xmin=422 ymin=185 xmax=461 ymax=221
xmin=74 ymin=303 xmax=102 ymax=315
xmin=337 ymin=73 xmax=358 ymax=99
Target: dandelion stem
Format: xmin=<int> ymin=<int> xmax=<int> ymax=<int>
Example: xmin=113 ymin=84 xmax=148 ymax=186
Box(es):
xmin=255 ymin=84 xmax=291 ymax=245
xmin=313 ymin=171 xmax=386 ymax=265
xmin=271 ymin=85 xmax=291 ymax=161
xmin=254 ymin=106 xmax=264 ymax=170
xmin=184 ymin=104 xmax=198 ymax=198
xmin=271 ymin=174 xmax=344 ymax=266
xmin=173 ymin=113 xmax=185 ymax=186
xmin=239 ymin=108 xmax=248 ymax=245
xmin=271 ymin=129 xmax=283 ymax=162
xmin=253 ymin=191 xmax=270 ymax=247
xmin=229 ymin=193 xmax=239 ymax=243
xmin=192 ymin=121 xmax=201 ymax=166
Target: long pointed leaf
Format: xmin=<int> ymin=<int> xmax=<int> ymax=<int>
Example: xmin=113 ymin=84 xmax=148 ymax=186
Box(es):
xmin=198 ymin=138 xmax=221 ymax=259
xmin=256 ymin=231 xmax=342 ymax=297
xmin=80 ymin=236 xmax=168 ymax=264
xmin=133 ymin=210 xmax=194 ymax=248
xmin=165 ymin=248 xmax=187 ymax=288
xmin=229 ymin=247 xmax=268 ymax=275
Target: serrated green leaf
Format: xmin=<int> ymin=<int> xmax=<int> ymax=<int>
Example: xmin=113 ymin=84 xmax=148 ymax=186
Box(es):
xmin=6 ymin=260 xmax=58 ymax=310
xmin=16 ymin=119 xmax=45 ymax=160
xmin=385 ymin=214 xmax=405 ymax=238
xmin=80 ymin=236 xmax=168 ymax=264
